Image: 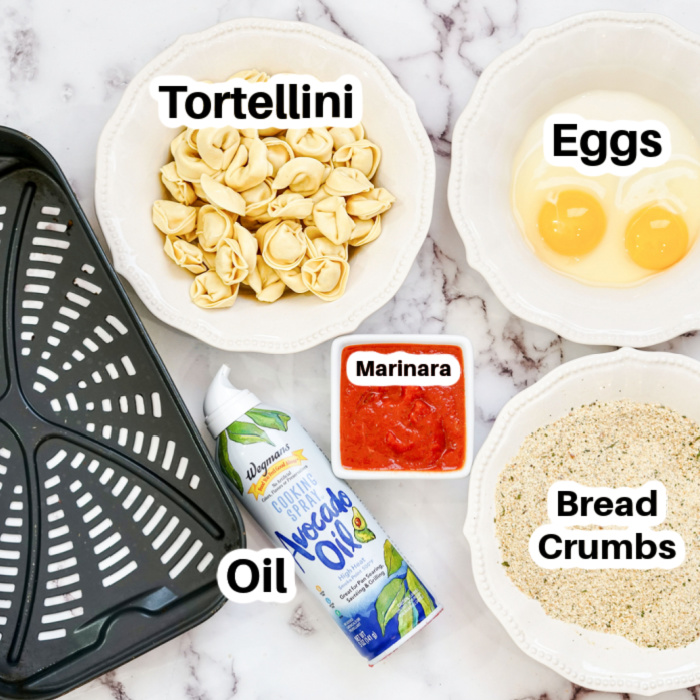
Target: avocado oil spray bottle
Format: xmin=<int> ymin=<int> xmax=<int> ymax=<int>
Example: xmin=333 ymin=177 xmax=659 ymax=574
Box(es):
xmin=204 ymin=365 xmax=441 ymax=664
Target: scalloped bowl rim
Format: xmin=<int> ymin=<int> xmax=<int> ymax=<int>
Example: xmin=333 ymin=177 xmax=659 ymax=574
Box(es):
xmin=448 ymin=11 xmax=700 ymax=348
xmin=464 ymin=347 xmax=700 ymax=694
xmin=95 ymin=17 xmax=435 ymax=353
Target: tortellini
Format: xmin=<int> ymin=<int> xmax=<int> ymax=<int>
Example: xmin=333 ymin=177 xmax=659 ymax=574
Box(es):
xmin=261 ymin=220 xmax=307 ymax=270
xmin=285 ymin=128 xmax=334 ymax=162
xmin=306 ymin=226 xmax=347 ymax=259
xmin=264 ymin=137 xmax=295 ymax=176
xmin=346 ymin=188 xmax=395 ymax=219
xmin=276 ymin=264 xmax=308 ymax=294
xmin=247 ymin=256 xmax=286 ymax=303
xmin=190 ymin=271 xmax=238 ymax=308
xmin=241 ymin=178 xmax=276 ymax=218
xmin=196 ymin=205 xmax=234 ymax=252
xmin=332 ymin=139 xmax=381 ymax=179
xmin=164 ymin=237 xmax=206 ymax=274
xmin=173 ymin=138 xmax=216 ymax=182
xmin=312 ymin=196 xmax=355 ymax=245
xmin=215 ymin=238 xmax=249 ymax=285
xmin=272 ymin=157 xmax=328 ymax=197
xmin=199 ymin=173 xmax=246 ymax=215
xmin=160 ymin=163 xmax=197 ymax=205
xmin=329 ymin=124 xmax=365 ymax=150
xmin=197 ymin=127 xmax=240 ymax=171
xmin=224 ymin=138 xmax=272 ymax=191
xmin=301 ymin=256 xmax=350 ymax=301
xmin=349 ymin=215 xmax=382 ymax=247
xmin=268 ymin=193 xmax=314 ymax=220
xmin=230 ymin=69 xmax=270 ymax=83
xmin=152 ymin=69 xmax=395 ymax=310
xmin=323 ymin=167 xmax=373 ymax=197
xmin=152 ymin=200 xmax=198 ymax=236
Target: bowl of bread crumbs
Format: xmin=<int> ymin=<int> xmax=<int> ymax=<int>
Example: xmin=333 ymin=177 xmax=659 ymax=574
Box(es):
xmin=465 ymin=347 xmax=700 ymax=695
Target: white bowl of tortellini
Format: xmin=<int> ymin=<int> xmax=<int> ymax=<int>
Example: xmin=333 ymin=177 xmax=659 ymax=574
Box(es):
xmin=96 ymin=18 xmax=434 ymax=352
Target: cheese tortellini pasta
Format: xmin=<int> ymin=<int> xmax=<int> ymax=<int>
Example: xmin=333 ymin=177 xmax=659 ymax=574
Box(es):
xmin=151 ymin=69 xmax=395 ymax=310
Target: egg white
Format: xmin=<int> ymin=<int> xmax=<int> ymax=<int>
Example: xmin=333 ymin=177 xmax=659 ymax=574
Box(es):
xmin=511 ymin=91 xmax=700 ymax=286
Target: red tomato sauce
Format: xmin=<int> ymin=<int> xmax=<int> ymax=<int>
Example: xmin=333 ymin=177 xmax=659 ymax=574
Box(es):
xmin=340 ymin=343 xmax=466 ymax=471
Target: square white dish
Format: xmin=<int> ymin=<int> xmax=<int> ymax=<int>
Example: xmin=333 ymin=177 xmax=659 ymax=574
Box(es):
xmin=465 ymin=347 xmax=700 ymax=694
xmin=330 ymin=334 xmax=474 ymax=480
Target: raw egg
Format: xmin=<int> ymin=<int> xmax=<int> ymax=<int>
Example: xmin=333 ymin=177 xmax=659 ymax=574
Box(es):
xmin=538 ymin=189 xmax=606 ymax=256
xmin=625 ymin=204 xmax=688 ymax=270
xmin=511 ymin=91 xmax=700 ymax=286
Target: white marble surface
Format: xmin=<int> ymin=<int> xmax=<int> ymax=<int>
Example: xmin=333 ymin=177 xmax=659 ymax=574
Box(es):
xmin=3 ymin=0 xmax=700 ymax=698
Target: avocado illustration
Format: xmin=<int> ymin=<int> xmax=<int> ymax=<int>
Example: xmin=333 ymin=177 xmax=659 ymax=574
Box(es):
xmin=352 ymin=507 xmax=375 ymax=543
xmin=351 ymin=507 xmax=366 ymax=529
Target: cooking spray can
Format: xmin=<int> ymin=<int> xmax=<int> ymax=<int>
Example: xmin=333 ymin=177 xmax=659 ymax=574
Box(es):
xmin=204 ymin=365 xmax=441 ymax=664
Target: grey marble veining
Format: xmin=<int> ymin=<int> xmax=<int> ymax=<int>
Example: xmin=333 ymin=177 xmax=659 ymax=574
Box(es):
xmin=2 ymin=0 xmax=700 ymax=698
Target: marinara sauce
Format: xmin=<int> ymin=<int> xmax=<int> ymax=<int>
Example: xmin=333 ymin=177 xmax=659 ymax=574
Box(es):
xmin=339 ymin=343 xmax=466 ymax=471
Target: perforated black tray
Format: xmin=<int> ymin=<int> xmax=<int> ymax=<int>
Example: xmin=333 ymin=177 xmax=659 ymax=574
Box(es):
xmin=0 ymin=126 xmax=245 ymax=698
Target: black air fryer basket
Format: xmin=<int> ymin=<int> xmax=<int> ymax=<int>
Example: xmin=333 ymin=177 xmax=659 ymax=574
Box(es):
xmin=0 ymin=126 xmax=245 ymax=698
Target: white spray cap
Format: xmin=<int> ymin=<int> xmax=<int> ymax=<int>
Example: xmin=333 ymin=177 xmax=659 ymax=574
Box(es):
xmin=204 ymin=365 xmax=260 ymax=439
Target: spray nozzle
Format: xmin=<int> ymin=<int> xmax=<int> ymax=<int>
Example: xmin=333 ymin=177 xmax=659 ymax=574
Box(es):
xmin=203 ymin=365 xmax=260 ymax=439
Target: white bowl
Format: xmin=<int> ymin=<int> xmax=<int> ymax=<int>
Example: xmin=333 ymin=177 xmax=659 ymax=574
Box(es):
xmin=448 ymin=12 xmax=700 ymax=347
xmin=95 ymin=18 xmax=434 ymax=353
xmin=465 ymin=347 xmax=700 ymax=694
xmin=330 ymin=334 xmax=474 ymax=479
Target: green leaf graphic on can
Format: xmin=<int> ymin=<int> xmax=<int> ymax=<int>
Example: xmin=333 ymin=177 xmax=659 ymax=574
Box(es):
xmin=406 ymin=568 xmax=435 ymax=617
xmin=246 ymin=408 xmax=291 ymax=432
xmin=226 ymin=420 xmax=274 ymax=446
xmin=375 ymin=578 xmax=405 ymax=635
xmin=384 ymin=539 xmax=404 ymax=576
xmin=398 ymin=598 xmax=418 ymax=637
xmin=218 ymin=431 xmax=244 ymax=495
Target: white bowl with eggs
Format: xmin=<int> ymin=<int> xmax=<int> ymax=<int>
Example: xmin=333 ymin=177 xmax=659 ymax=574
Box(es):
xmin=465 ymin=347 xmax=700 ymax=695
xmin=448 ymin=12 xmax=700 ymax=347
xmin=95 ymin=18 xmax=434 ymax=353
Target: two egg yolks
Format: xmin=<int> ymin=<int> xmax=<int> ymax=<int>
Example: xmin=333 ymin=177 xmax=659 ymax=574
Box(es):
xmin=537 ymin=190 xmax=689 ymax=271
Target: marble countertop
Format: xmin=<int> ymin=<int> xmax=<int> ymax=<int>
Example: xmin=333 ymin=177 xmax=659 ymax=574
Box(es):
xmin=3 ymin=0 xmax=700 ymax=698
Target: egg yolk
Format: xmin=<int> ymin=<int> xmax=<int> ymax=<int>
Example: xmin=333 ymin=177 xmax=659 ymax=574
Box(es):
xmin=537 ymin=190 xmax=606 ymax=256
xmin=625 ymin=205 xmax=689 ymax=271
